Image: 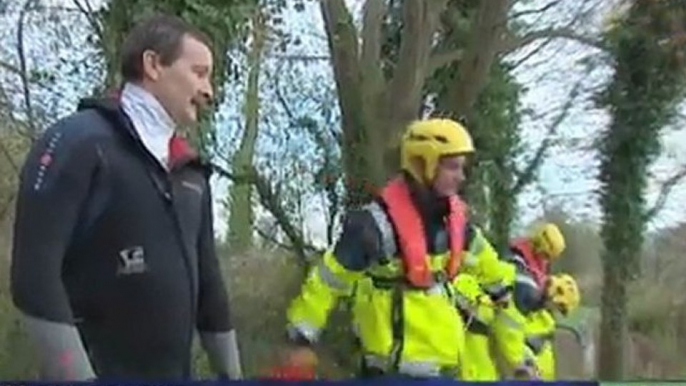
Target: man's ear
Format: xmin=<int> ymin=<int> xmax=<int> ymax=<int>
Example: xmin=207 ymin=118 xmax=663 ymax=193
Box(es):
xmin=141 ymin=49 xmax=163 ymax=82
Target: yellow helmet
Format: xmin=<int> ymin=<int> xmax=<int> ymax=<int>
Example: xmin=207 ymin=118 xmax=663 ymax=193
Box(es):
xmin=531 ymin=222 xmax=566 ymax=260
xmin=546 ymin=274 xmax=580 ymax=315
xmin=400 ymin=118 xmax=474 ymax=184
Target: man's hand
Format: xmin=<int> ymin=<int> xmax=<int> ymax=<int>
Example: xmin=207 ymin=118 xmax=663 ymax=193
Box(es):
xmin=484 ymin=282 xmax=513 ymax=306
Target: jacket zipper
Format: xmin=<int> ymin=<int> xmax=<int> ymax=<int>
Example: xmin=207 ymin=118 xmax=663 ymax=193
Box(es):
xmin=115 ymin=111 xmax=198 ymax=375
xmin=145 ymin=165 xmax=197 ymax=376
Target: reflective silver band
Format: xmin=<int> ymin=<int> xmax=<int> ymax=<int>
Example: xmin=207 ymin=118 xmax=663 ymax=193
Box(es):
xmin=363 ymin=202 xmax=397 ymax=258
xmin=317 ymin=260 xmax=350 ymax=291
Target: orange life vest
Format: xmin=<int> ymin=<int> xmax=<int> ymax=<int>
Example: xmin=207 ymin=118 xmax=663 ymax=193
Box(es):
xmin=510 ymin=238 xmax=549 ymax=288
xmin=379 ymin=176 xmax=468 ymax=288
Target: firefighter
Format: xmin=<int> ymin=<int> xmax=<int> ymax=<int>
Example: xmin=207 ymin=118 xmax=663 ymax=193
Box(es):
xmin=509 ymin=223 xmax=566 ymax=293
xmin=525 ymin=273 xmax=580 ymax=379
xmin=281 ymin=118 xmax=506 ymax=379
xmin=493 ymin=223 xmax=572 ymax=379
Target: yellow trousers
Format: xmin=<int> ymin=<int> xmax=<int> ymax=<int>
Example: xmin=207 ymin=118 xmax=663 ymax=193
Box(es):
xmin=462 ymin=332 xmax=499 ymax=381
xmin=533 ymin=340 xmax=555 ymax=380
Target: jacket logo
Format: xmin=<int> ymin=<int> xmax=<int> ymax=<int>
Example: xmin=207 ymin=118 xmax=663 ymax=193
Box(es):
xmin=117 ymin=246 xmax=148 ymax=275
xmin=182 ymin=180 xmax=202 ymax=195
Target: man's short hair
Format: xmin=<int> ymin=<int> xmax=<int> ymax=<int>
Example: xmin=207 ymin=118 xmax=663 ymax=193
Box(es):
xmin=120 ymin=14 xmax=213 ymax=82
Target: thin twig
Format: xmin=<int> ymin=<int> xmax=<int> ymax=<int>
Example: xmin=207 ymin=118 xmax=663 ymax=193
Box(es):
xmin=509 ymin=0 xmax=563 ymax=20
xmin=71 ymin=0 xmax=103 ymax=43
xmin=645 ymin=166 xmax=686 ymax=221
xmin=512 ymin=80 xmax=584 ymax=194
xmin=17 ymin=0 xmax=38 ymax=139
xmin=212 ymin=160 xmax=312 ymax=263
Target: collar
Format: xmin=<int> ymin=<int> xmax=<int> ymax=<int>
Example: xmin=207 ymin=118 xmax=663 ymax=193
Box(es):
xmin=120 ymin=82 xmax=176 ymax=168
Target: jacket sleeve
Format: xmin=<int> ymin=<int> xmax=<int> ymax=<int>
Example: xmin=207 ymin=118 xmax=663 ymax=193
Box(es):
xmin=460 ymin=225 xmax=515 ymax=296
xmin=10 ymin=118 xmax=98 ymax=380
xmin=507 ymin=252 xmax=545 ymax=316
xmin=492 ymin=253 xmax=541 ymax=372
xmin=457 ymin=227 xmax=532 ymax=371
xmin=286 ymin=209 xmax=382 ymax=345
xmin=452 ymin=273 xmax=496 ymax=327
xmin=453 ymin=226 xmax=507 ymax=325
xmin=491 ymin=301 xmax=535 ymax=371
xmin=195 ymin=180 xmax=242 ymax=379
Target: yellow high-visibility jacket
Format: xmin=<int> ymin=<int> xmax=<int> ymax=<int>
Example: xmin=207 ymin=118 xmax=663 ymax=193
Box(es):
xmin=286 ymin=198 xmax=502 ymax=378
xmin=524 ymin=309 xmax=556 ymax=380
xmin=493 ymin=249 xmax=553 ymax=378
xmin=454 ymin=257 xmax=519 ymax=380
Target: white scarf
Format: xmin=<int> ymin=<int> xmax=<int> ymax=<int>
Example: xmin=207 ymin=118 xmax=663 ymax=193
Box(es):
xmin=120 ymin=82 xmax=176 ymax=169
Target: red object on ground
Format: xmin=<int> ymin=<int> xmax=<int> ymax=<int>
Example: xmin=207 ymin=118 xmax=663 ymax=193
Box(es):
xmin=265 ymin=365 xmax=316 ymax=380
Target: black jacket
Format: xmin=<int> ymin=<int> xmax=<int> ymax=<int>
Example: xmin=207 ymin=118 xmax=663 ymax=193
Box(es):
xmin=10 ymin=96 xmax=232 ymax=379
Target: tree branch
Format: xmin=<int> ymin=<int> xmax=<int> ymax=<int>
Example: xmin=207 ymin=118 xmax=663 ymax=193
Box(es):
xmin=320 ymin=0 xmax=361 ymax=88
xmin=501 ymin=27 xmax=607 ymax=54
xmin=272 ymin=72 xmax=296 ymax=122
xmin=645 ymin=166 xmax=686 ymax=221
xmin=272 ymin=74 xmax=342 ymax=248
xmin=0 ymin=60 xmax=21 ymax=76
xmin=255 ymin=225 xmax=287 ymax=250
xmin=512 ymin=80 xmax=582 ymax=194
xmin=255 ymin=225 xmax=323 ymax=257
xmin=212 ymin=162 xmax=312 ymax=263
xmin=426 ymin=48 xmax=464 ymax=78
xmin=0 ymin=59 xmax=62 ymax=92
xmin=509 ymin=38 xmax=554 ymax=71
xmin=71 ymin=0 xmax=104 ymax=44
xmin=319 ymin=0 xmax=369 ymax=164
xmin=388 ymin=0 xmax=448 ymax=124
xmin=509 ymin=0 xmax=564 ymax=20
xmin=361 ymin=0 xmax=387 ymax=71
xmin=272 ymin=54 xmax=344 ymax=150
xmin=439 ymin=0 xmax=509 ymax=120
xmin=17 ymin=0 xmax=39 ymax=139
xmin=269 ymin=54 xmax=330 ymax=62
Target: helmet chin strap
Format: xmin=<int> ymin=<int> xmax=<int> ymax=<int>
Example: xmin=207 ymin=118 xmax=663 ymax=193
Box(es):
xmin=402 ymin=171 xmax=450 ymax=222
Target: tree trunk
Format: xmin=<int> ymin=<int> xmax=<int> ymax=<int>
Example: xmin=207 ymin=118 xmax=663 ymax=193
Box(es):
xmin=489 ymin=156 xmax=516 ymax=249
xmin=597 ymin=111 xmax=650 ymax=380
xmin=596 ymin=1 xmax=686 ymax=378
xmin=438 ymin=0 xmax=509 ymax=120
xmin=321 ymin=0 xmax=448 ymax=206
xmin=320 ymin=0 xmax=383 ymax=206
xmin=227 ymin=11 xmax=266 ymax=251
xmin=598 ymin=248 xmax=629 ymax=379
xmin=99 ymin=0 xmax=132 ymax=91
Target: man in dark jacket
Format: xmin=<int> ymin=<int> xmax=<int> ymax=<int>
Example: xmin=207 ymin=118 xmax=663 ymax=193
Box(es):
xmin=10 ymin=14 xmax=242 ymax=381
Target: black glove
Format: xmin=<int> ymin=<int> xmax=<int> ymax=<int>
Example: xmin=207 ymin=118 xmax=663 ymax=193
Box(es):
xmin=487 ymin=285 xmax=513 ymax=305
